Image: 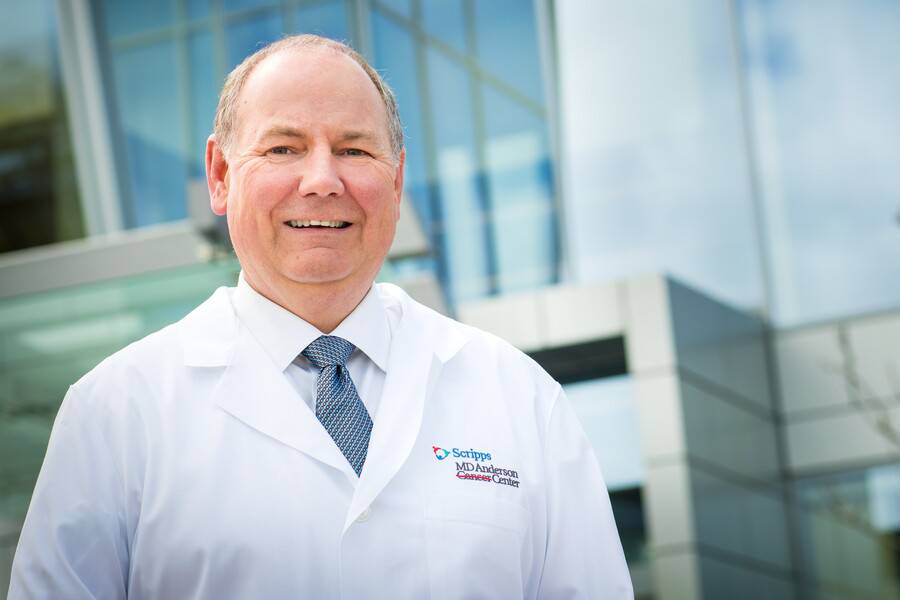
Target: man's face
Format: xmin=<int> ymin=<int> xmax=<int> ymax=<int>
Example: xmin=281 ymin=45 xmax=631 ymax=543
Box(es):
xmin=208 ymin=48 xmax=404 ymax=302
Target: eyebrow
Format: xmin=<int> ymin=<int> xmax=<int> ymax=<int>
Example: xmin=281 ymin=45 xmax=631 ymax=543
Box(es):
xmin=258 ymin=126 xmax=382 ymax=146
xmin=336 ymin=131 xmax=381 ymax=145
xmin=258 ymin=125 xmax=307 ymax=141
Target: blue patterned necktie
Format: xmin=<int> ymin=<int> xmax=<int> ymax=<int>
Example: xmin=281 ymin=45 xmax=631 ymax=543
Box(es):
xmin=302 ymin=336 xmax=372 ymax=476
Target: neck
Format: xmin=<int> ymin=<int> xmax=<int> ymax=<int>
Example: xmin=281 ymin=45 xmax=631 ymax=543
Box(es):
xmin=243 ymin=273 xmax=373 ymax=333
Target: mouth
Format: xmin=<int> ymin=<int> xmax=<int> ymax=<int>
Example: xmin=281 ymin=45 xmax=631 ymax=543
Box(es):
xmin=285 ymin=219 xmax=351 ymax=229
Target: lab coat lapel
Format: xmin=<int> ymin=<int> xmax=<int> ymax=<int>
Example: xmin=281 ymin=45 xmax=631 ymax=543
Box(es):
xmin=183 ymin=290 xmax=353 ymax=479
xmin=343 ymin=289 xmax=469 ymax=530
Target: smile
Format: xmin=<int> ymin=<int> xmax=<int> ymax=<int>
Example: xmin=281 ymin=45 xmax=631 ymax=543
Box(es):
xmin=286 ymin=220 xmax=350 ymax=229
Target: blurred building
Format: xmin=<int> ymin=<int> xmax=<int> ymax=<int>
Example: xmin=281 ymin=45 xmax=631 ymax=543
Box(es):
xmin=1 ymin=1 xmax=899 ymax=598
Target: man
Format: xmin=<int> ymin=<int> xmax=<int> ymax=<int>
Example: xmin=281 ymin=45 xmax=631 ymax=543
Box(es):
xmin=9 ymin=35 xmax=632 ymax=599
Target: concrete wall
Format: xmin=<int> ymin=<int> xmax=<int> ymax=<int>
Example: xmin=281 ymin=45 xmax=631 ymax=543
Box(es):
xmin=461 ymin=274 xmax=796 ymax=599
xmin=627 ymin=277 xmax=794 ymax=600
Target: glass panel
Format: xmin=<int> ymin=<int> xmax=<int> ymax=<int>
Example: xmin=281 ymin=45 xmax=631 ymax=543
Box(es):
xmin=374 ymin=0 xmax=411 ymax=19
xmin=294 ymin=1 xmax=349 ymax=42
xmin=226 ymin=10 xmax=284 ymax=71
xmin=188 ymin=30 xmax=218 ymax=178
xmin=371 ymin=10 xmax=431 ymax=227
xmin=421 ymin=0 xmax=466 ymax=54
xmin=556 ymin=1 xmax=763 ymax=311
xmin=187 ymin=0 xmax=212 ymax=20
xmin=563 ymin=375 xmax=643 ymax=491
xmin=739 ymin=0 xmax=900 ymax=325
xmin=0 ymin=0 xmax=83 ymax=252
xmin=102 ymin=0 xmax=177 ymax=39
xmin=794 ymin=464 xmax=900 ymax=599
xmin=426 ymin=48 xmax=489 ymax=302
xmin=609 ymin=487 xmax=649 ymax=570
xmin=482 ymin=86 xmax=555 ymax=292
xmin=224 ymin=0 xmax=278 ymax=13
xmin=112 ymin=40 xmax=188 ymax=227
xmin=0 ymin=259 xmax=240 ymax=585
xmin=473 ymin=0 xmax=544 ymax=103
xmin=564 ymin=376 xmax=648 ymax=581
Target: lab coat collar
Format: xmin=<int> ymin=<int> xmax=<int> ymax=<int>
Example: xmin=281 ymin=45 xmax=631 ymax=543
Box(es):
xmin=178 ymin=283 xmax=472 ymax=516
xmin=232 ymin=274 xmax=391 ymax=373
xmin=181 ymin=286 xmax=353 ymax=476
xmin=180 ymin=287 xmax=237 ymax=367
xmin=180 ymin=284 xmax=468 ymax=372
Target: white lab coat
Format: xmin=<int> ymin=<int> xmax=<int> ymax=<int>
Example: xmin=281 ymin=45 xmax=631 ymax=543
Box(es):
xmin=9 ymin=283 xmax=633 ymax=599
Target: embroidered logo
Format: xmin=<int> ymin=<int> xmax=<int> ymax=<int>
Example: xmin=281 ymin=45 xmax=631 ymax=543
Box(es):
xmin=432 ymin=446 xmax=492 ymax=462
xmin=432 ymin=445 xmax=520 ymax=489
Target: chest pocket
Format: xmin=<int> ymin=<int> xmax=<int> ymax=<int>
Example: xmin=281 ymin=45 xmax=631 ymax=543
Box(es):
xmin=424 ymin=494 xmax=531 ymax=600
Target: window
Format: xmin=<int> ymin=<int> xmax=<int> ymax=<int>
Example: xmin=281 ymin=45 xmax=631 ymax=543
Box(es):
xmin=371 ymin=0 xmax=558 ymax=304
xmin=0 ymin=0 xmax=83 ymax=252
xmin=794 ymin=463 xmax=900 ymax=599
xmin=739 ymin=0 xmax=900 ymax=324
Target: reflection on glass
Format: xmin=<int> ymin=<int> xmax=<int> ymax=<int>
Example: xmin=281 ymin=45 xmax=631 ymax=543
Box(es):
xmin=294 ymin=1 xmax=349 ymax=42
xmin=186 ymin=0 xmax=211 ymax=20
xmin=112 ymin=40 xmax=188 ymax=227
xmin=188 ymin=30 xmax=218 ymax=178
xmin=427 ymin=48 xmax=489 ymax=302
xmin=0 ymin=0 xmax=82 ymax=252
xmin=473 ymin=0 xmax=544 ymax=103
xmin=102 ymin=0 xmax=177 ymax=39
xmin=482 ymin=86 xmax=555 ymax=292
xmin=794 ymin=463 xmax=900 ymax=599
xmin=371 ymin=9 xmax=431 ymax=227
xmin=0 ymin=259 xmax=240 ymax=587
xmin=422 ymin=0 xmax=466 ymax=54
xmin=564 ymin=375 xmax=648 ymax=576
xmin=223 ymin=0 xmax=277 ymax=13
xmin=557 ymin=1 xmax=762 ymax=311
xmin=739 ymin=0 xmax=900 ymax=325
xmin=226 ymin=11 xmax=284 ymax=70
xmin=374 ymin=0 xmax=411 ymax=19
xmin=375 ymin=0 xmax=558 ymax=304
xmin=609 ymin=487 xmax=649 ymax=569
xmin=563 ymin=375 xmax=643 ymax=491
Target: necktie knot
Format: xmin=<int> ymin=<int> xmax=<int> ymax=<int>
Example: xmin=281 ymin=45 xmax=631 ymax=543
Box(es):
xmin=302 ymin=335 xmax=355 ymax=369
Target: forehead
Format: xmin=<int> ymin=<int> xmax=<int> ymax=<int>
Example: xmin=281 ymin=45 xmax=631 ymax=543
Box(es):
xmin=235 ymin=47 xmax=388 ymax=139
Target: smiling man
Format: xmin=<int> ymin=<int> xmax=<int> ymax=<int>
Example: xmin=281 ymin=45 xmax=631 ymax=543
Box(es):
xmin=9 ymin=36 xmax=632 ymax=599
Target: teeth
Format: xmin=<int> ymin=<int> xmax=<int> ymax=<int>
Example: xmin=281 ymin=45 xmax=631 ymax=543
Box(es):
xmin=287 ymin=220 xmax=347 ymax=228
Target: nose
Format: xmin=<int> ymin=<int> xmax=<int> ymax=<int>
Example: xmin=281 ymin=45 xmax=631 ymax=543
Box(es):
xmin=297 ymin=148 xmax=345 ymax=198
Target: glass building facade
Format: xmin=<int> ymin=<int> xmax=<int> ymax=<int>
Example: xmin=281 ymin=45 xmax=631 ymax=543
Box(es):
xmin=2 ymin=0 xmax=900 ymax=597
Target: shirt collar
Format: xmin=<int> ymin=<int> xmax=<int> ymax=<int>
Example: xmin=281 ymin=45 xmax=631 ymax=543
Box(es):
xmin=231 ymin=274 xmax=390 ymax=373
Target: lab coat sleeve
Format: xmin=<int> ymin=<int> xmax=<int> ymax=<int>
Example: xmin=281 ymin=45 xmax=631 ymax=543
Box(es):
xmin=537 ymin=386 xmax=634 ymax=599
xmin=8 ymin=384 xmax=130 ymax=600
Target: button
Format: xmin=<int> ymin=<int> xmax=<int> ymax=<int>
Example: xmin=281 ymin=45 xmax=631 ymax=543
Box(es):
xmin=356 ymin=508 xmax=371 ymax=523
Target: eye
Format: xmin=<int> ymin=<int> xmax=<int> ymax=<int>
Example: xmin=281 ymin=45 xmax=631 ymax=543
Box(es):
xmin=341 ymin=148 xmax=371 ymax=157
xmin=268 ymin=146 xmax=293 ymax=155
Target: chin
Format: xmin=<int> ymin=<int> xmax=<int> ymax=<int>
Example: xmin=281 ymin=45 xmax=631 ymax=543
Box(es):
xmin=281 ymin=266 xmax=355 ymax=286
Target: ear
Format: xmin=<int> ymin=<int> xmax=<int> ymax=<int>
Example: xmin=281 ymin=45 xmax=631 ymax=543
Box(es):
xmin=392 ymin=148 xmax=406 ymax=221
xmin=206 ymin=135 xmax=229 ymax=216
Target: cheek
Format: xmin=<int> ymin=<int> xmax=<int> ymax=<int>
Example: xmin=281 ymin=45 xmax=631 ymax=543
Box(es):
xmin=350 ymin=181 xmax=400 ymax=223
xmin=233 ymin=169 xmax=296 ymax=217
xmin=252 ymin=175 xmax=295 ymax=207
